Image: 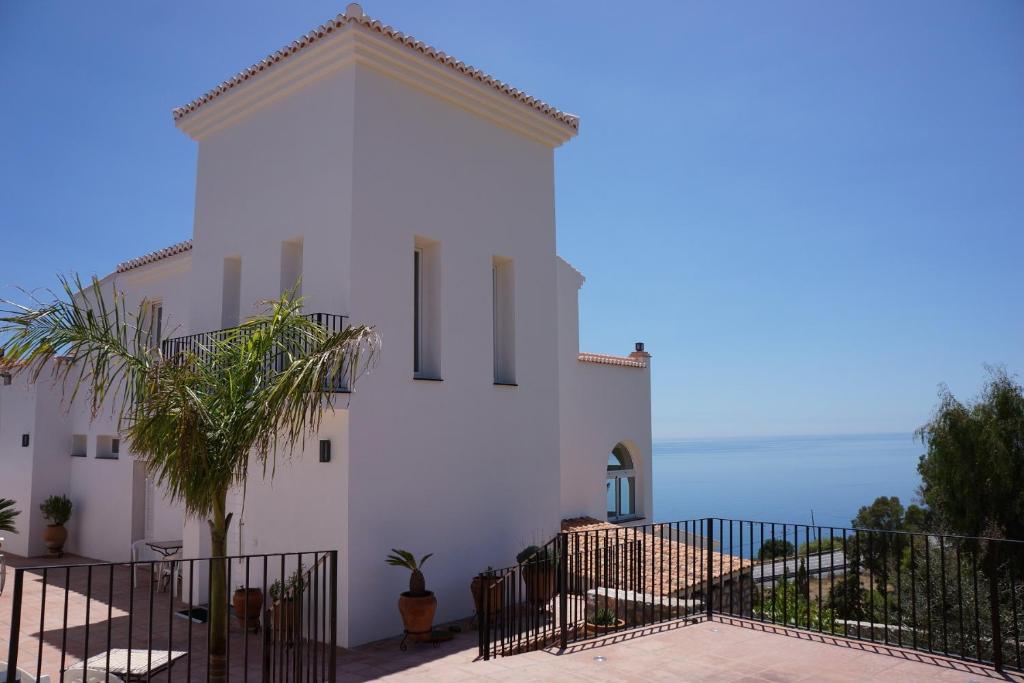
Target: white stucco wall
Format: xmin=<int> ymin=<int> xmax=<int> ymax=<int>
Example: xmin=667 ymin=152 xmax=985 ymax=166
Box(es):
xmin=342 ymin=65 xmax=564 ymax=645
xmin=557 ymin=259 xmax=654 ymax=523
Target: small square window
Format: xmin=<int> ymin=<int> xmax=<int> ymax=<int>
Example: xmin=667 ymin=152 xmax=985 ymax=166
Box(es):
xmin=96 ymin=435 xmax=119 ymax=459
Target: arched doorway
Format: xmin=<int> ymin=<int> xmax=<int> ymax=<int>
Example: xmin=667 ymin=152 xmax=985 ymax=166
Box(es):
xmin=606 ymin=443 xmax=636 ymax=522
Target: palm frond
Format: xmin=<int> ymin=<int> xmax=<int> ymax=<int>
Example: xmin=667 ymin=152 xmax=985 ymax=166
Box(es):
xmin=0 ymin=498 xmax=21 ymax=534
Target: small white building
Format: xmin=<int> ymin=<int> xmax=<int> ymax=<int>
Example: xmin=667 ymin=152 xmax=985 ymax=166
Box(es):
xmin=0 ymin=3 xmax=652 ymax=646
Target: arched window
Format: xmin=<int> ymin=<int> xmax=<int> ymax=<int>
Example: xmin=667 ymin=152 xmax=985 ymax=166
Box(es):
xmin=607 ymin=443 xmax=636 ymax=522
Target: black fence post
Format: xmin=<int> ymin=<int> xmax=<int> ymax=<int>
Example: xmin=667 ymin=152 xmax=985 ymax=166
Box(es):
xmin=706 ymin=519 xmax=714 ymax=621
xmin=481 ymin=572 xmax=491 ymax=661
xmin=329 ymin=549 xmax=338 ymax=683
xmin=988 ymin=542 xmax=1003 ymax=671
xmin=559 ymin=531 xmax=569 ymax=649
xmin=5 ymin=568 xmax=24 ymax=682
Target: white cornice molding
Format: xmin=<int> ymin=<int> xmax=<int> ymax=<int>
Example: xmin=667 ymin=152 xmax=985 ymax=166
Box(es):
xmin=175 ymin=24 xmax=577 ymax=147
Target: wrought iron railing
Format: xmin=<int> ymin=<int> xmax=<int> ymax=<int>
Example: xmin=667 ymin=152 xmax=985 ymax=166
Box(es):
xmin=477 ymin=518 xmax=1024 ymax=674
xmin=161 ymin=313 xmax=350 ymax=392
xmin=3 ymin=550 xmax=337 ymax=682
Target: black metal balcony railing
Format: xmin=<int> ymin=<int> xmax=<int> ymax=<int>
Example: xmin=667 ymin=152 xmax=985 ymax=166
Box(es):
xmin=160 ymin=313 xmax=350 ymax=392
xmin=478 ymin=518 xmax=1024 ymax=674
xmin=4 ymin=550 xmax=338 ymax=682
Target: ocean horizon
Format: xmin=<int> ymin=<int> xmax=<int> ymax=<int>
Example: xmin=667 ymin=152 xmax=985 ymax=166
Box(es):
xmin=652 ymin=432 xmax=923 ymax=529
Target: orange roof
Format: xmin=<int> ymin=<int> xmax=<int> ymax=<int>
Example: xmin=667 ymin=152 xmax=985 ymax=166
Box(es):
xmin=562 ymin=517 xmax=751 ymax=596
xmin=172 ymin=4 xmax=579 ymax=134
xmin=578 ymin=352 xmax=647 ymax=369
xmin=116 ymin=239 xmax=193 ymax=273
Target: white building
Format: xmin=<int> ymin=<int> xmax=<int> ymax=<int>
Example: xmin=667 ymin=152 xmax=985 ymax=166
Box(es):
xmin=0 ymin=3 xmax=652 ymax=646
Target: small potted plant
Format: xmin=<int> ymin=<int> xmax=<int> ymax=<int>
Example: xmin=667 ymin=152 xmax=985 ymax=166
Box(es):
xmin=269 ymin=568 xmax=305 ymax=643
xmin=232 ymin=585 xmax=264 ymax=632
xmin=386 ymin=549 xmax=435 ymax=643
xmin=470 ymin=567 xmax=503 ymax=624
xmin=517 ymin=545 xmax=557 ymax=607
xmin=39 ymin=495 xmax=72 ymax=557
xmin=586 ymin=607 xmax=625 ymax=635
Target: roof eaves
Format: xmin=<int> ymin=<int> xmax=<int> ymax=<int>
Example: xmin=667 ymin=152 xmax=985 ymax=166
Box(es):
xmin=115 ymin=239 xmax=193 ymax=273
xmin=171 ymin=4 xmax=579 ymax=134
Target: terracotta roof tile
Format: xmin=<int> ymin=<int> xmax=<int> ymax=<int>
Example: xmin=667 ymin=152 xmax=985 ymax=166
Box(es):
xmin=562 ymin=517 xmax=751 ymax=596
xmin=578 ymin=352 xmax=646 ymax=369
xmin=116 ymin=240 xmax=193 ymax=273
xmin=172 ymin=3 xmax=579 ymax=133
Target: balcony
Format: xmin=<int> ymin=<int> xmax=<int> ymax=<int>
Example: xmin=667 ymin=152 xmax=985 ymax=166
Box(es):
xmin=160 ymin=312 xmax=351 ymax=392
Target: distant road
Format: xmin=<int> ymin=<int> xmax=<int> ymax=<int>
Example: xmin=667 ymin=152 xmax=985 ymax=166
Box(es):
xmin=750 ymin=551 xmax=849 ymax=583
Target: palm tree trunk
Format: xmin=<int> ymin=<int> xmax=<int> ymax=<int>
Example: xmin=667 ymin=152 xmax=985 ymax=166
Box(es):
xmin=208 ymin=495 xmax=230 ymax=682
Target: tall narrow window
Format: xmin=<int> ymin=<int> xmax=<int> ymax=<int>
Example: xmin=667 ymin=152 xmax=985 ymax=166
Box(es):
xmin=492 ymin=256 xmax=515 ymax=385
xmin=280 ymin=237 xmax=303 ymax=297
xmin=222 ymin=255 xmax=242 ymax=327
xmin=413 ymin=237 xmax=441 ymax=379
xmin=414 ymin=248 xmax=422 ymax=375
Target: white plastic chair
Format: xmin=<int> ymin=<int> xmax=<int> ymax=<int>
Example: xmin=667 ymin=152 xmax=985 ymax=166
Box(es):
xmin=60 ymin=669 xmax=122 ymax=683
xmin=0 ymin=661 xmax=53 ymax=683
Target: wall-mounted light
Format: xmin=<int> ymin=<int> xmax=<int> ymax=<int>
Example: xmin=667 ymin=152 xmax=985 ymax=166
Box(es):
xmin=635 ymin=342 xmax=645 ymax=353
xmin=319 ymin=439 xmax=331 ymax=463
xmin=22 ymin=434 xmax=30 ymax=447
xmin=1 ymin=373 xmax=11 ymax=386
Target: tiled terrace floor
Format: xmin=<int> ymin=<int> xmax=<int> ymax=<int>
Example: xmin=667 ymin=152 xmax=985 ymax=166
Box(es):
xmin=4 ymin=552 xmax=1021 ymax=681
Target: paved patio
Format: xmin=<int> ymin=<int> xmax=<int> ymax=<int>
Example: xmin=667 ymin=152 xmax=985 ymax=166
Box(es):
xmin=347 ymin=617 xmax=1022 ymax=682
xmin=4 ymin=552 xmax=1020 ymax=681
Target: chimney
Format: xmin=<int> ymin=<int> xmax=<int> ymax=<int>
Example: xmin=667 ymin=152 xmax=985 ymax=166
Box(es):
xmin=629 ymin=341 xmax=650 ymax=360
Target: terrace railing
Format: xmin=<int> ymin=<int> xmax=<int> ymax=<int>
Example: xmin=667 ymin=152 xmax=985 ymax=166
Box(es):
xmin=3 ymin=550 xmax=337 ymax=682
xmin=161 ymin=313 xmax=351 ymax=392
xmin=477 ymin=517 xmax=1024 ymax=674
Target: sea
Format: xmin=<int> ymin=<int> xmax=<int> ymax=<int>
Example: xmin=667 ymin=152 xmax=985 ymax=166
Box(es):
xmin=652 ymin=432 xmax=923 ymax=530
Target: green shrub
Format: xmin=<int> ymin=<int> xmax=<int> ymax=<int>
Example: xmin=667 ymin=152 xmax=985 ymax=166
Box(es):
xmin=758 ymin=539 xmax=795 ymax=561
xmin=40 ymin=495 xmax=72 ymax=525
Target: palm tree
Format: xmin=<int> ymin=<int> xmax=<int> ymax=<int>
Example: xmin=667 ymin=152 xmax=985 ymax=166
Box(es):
xmin=0 ymin=498 xmax=20 ymax=534
xmin=1 ymin=275 xmax=378 ymax=681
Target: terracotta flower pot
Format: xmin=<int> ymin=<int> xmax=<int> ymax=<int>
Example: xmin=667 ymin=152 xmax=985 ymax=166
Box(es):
xmin=471 ymin=575 xmax=503 ymax=623
xmin=522 ymin=563 xmax=556 ymax=606
xmin=398 ymin=591 xmax=436 ymax=641
xmin=233 ymin=588 xmax=264 ymax=632
xmin=585 ymin=618 xmax=626 ymax=636
xmin=42 ymin=524 xmax=67 ymax=557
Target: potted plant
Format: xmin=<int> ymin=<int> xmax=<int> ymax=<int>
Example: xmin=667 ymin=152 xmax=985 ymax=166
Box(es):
xmin=232 ymin=585 xmax=264 ymax=632
xmin=39 ymin=495 xmax=72 ymax=557
xmin=586 ymin=607 xmax=625 ymax=635
xmin=517 ymin=545 xmax=557 ymax=607
xmin=471 ymin=567 xmax=503 ymax=624
xmin=269 ymin=568 xmax=305 ymax=643
xmin=387 ymin=549 xmax=435 ymax=642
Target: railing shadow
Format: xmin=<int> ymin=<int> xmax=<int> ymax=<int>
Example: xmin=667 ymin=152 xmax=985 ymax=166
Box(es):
xmin=715 ymin=616 xmax=1021 ymax=681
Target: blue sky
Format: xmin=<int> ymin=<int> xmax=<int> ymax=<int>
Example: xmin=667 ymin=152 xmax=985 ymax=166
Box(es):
xmin=1 ymin=1 xmax=1021 ymax=438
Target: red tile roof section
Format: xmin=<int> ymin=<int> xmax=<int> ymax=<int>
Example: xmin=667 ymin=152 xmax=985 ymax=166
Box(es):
xmin=562 ymin=517 xmax=752 ymax=595
xmin=171 ymin=4 xmax=579 ymax=133
xmin=116 ymin=240 xmax=193 ymax=273
xmin=578 ymin=352 xmax=647 ymax=369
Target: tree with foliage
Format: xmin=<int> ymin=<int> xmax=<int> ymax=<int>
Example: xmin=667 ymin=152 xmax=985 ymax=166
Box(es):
xmin=0 ymin=276 xmax=378 ymax=682
xmin=916 ymin=368 xmax=1024 ymax=541
xmin=758 ymin=539 xmax=795 ymax=561
xmin=850 ymin=496 xmax=921 ymax=586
